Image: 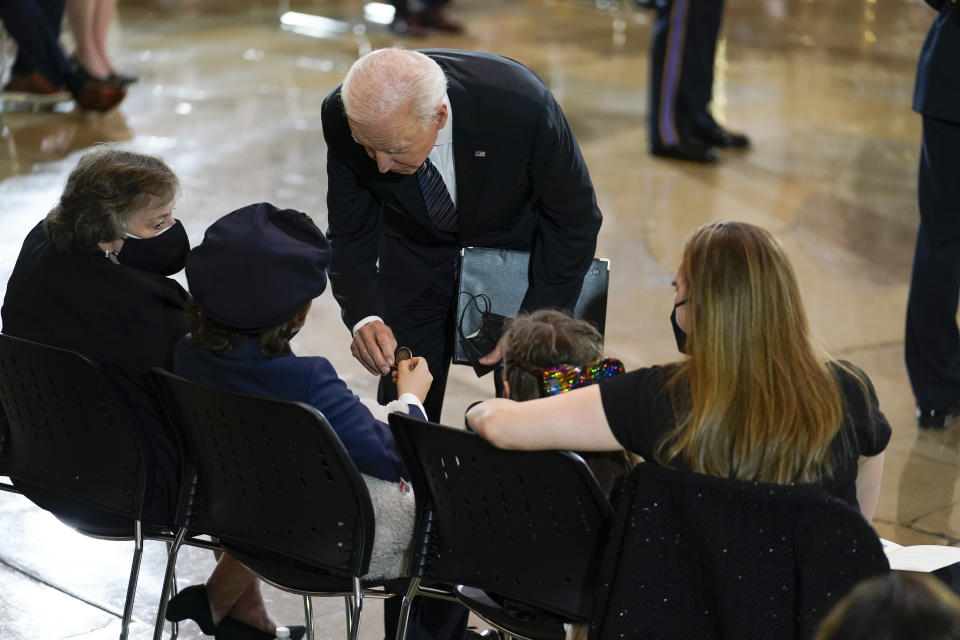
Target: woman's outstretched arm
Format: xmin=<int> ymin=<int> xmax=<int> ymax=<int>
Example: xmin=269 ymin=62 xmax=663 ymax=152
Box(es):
xmin=856 ymin=452 xmax=884 ymax=521
xmin=466 ymin=385 xmax=623 ymax=452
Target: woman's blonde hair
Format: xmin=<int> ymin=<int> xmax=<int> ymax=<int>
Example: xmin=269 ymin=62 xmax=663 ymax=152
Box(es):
xmin=658 ymin=221 xmax=856 ymax=484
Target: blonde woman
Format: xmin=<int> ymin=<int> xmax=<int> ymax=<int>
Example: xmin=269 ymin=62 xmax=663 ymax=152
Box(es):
xmin=467 ymin=221 xmax=889 ymax=519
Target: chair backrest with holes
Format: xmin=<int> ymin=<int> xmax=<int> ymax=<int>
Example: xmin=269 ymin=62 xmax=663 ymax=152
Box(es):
xmin=150 ymin=368 xmax=376 ymax=579
xmin=389 ymin=412 xmax=613 ymax=620
xmin=0 ymin=334 xmax=147 ymax=526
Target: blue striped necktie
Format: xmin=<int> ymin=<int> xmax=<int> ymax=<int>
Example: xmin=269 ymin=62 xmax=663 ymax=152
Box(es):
xmin=416 ymin=157 xmax=458 ymax=233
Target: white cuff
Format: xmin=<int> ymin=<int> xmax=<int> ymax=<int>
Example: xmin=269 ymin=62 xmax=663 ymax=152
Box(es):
xmin=352 ymin=315 xmax=383 ymax=337
xmin=398 ymin=392 xmax=427 ymax=420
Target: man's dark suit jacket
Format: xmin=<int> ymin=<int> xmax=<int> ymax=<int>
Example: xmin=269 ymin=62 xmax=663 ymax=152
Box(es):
xmin=321 ymin=49 xmax=603 ymax=330
xmin=914 ymin=0 xmax=960 ymax=123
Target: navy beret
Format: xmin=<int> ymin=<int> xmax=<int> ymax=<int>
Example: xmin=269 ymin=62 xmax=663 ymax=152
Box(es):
xmin=186 ymin=202 xmax=330 ymax=332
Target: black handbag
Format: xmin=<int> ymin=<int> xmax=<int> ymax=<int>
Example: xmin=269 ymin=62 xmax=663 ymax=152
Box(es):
xmin=454 ymin=247 xmax=610 ymax=374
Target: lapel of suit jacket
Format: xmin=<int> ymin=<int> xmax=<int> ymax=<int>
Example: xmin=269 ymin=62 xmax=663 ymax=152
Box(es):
xmin=385 ymin=166 xmax=430 ymax=229
xmin=447 ymin=74 xmax=489 ymax=240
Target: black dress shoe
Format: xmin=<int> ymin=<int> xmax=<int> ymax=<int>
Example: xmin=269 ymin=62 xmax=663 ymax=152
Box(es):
xmin=694 ymin=123 xmax=750 ymax=149
xmin=165 ymin=584 xmax=216 ymax=635
xmin=917 ymin=405 xmax=960 ymax=430
xmin=414 ymin=7 xmax=464 ymax=33
xmin=390 ymin=15 xmax=429 ymax=37
xmin=108 ymin=72 xmax=139 ymax=87
xmin=650 ymin=140 xmax=719 ymax=163
xmin=214 ymin=618 xmax=306 ymax=640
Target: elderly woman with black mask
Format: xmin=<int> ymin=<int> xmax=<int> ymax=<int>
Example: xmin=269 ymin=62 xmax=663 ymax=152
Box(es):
xmin=1 ymin=145 xmax=191 ymax=525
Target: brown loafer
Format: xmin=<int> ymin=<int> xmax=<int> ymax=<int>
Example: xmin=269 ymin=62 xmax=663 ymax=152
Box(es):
xmin=3 ymin=72 xmax=72 ymax=105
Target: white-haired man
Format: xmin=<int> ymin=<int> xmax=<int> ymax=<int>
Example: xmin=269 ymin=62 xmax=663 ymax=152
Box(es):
xmin=322 ymin=48 xmax=602 ymax=423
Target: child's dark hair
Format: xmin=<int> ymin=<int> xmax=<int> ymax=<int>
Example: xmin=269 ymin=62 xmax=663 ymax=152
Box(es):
xmin=501 ymin=309 xmax=634 ymax=495
xmin=186 ymin=297 xmax=310 ymax=358
xmin=502 ymin=309 xmax=604 ymax=401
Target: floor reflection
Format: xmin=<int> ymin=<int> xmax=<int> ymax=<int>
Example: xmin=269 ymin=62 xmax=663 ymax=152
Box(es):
xmin=0 ymin=0 xmax=954 ymax=636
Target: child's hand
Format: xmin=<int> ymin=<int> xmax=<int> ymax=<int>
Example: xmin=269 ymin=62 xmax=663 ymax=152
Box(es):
xmin=396 ymin=356 xmax=433 ymax=403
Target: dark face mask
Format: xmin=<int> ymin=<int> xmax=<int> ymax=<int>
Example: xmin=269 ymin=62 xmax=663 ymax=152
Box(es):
xmin=670 ymin=300 xmax=688 ymax=354
xmin=457 ymin=292 xmax=508 ymax=377
xmin=116 ymin=220 xmax=190 ymax=276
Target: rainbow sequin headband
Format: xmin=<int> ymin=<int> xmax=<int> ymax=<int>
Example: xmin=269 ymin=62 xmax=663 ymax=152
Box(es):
xmin=540 ymin=358 xmax=625 ymax=396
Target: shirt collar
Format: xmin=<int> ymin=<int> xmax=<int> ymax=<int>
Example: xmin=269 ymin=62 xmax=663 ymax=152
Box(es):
xmin=435 ymin=93 xmax=453 ymax=147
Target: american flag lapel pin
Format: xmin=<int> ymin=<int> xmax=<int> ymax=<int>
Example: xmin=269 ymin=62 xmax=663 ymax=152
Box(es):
xmin=474 ymin=150 xmax=486 ymax=158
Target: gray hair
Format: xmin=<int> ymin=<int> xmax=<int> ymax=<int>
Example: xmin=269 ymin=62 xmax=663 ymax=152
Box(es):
xmin=44 ymin=144 xmax=180 ymax=252
xmin=341 ymin=48 xmax=447 ymax=128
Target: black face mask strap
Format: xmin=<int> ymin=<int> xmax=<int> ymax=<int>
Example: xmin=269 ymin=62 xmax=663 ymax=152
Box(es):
xmin=457 ymin=291 xmax=492 ymax=348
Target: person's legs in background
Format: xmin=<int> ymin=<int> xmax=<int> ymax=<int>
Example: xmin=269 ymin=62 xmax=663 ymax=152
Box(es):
xmin=68 ymin=0 xmax=108 ymax=78
xmin=390 ymin=0 xmax=462 ymax=37
xmin=906 ymin=115 xmax=960 ymax=429
xmin=166 ymin=553 xmax=307 ymax=637
xmin=1 ymin=0 xmax=72 ymax=103
xmin=685 ymin=0 xmax=749 ymax=148
xmin=67 ymin=0 xmax=134 ymax=84
xmin=10 ymin=0 xmax=65 ymax=78
xmin=647 ymin=0 xmax=718 ymax=163
xmin=88 ymin=0 xmax=135 ymax=84
xmin=0 ymin=0 xmax=125 ymax=110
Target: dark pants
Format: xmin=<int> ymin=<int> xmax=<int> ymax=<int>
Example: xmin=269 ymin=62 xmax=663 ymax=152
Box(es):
xmin=905 ymin=115 xmax=960 ymax=411
xmin=378 ymin=260 xmax=459 ymax=422
xmin=377 ymin=257 xmax=503 ymax=422
xmin=383 ymin=591 xmax=470 ymax=640
xmin=0 ymin=0 xmax=69 ymax=85
xmin=648 ymin=0 xmax=725 ymax=147
xmin=391 ymin=0 xmax=452 ymax=17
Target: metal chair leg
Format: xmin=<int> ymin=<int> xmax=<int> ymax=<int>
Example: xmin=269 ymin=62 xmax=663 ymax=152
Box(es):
xmin=349 ymin=577 xmax=364 ymax=640
xmin=344 ymin=594 xmax=355 ymax=637
xmin=302 ymin=595 xmax=314 ymax=640
xmin=119 ymin=520 xmax=145 ymax=640
xmin=394 ymin=577 xmax=420 ymax=640
xmin=167 ymin=540 xmax=180 ymax=640
xmin=154 ymin=527 xmax=188 ymax=640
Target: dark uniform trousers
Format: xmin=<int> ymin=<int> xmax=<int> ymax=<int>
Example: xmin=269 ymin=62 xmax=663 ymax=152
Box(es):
xmin=648 ymin=0 xmax=725 ymax=147
xmin=906 ymin=117 xmax=960 ymax=411
xmin=905 ymin=0 xmax=960 ymax=412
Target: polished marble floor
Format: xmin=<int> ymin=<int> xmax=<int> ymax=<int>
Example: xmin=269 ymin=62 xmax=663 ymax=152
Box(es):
xmin=0 ymin=0 xmax=954 ymax=637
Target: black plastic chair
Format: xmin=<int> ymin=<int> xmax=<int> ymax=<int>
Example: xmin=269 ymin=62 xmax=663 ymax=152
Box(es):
xmin=149 ymin=368 xmax=403 ymax=640
xmin=589 ymin=463 xmax=890 ymax=640
xmin=387 ymin=412 xmax=614 ymax=640
xmin=0 ymin=333 xmax=190 ymax=640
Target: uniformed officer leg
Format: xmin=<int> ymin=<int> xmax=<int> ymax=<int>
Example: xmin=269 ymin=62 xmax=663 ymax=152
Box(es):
xmin=686 ymin=0 xmax=724 ymax=128
xmin=648 ymin=0 xmax=718 ymax=162
xmin=649 ymin=0 xmax=698 ymax=147
xmin=685 ymin=0 xmax=749 ymax=147
xmin=905 ymin=116 xmax=960 ymax=426
xmin=378 ymin=267 xmax=457 ymax=422
xmin=648 ymin=1 xmax=670 ymax=148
